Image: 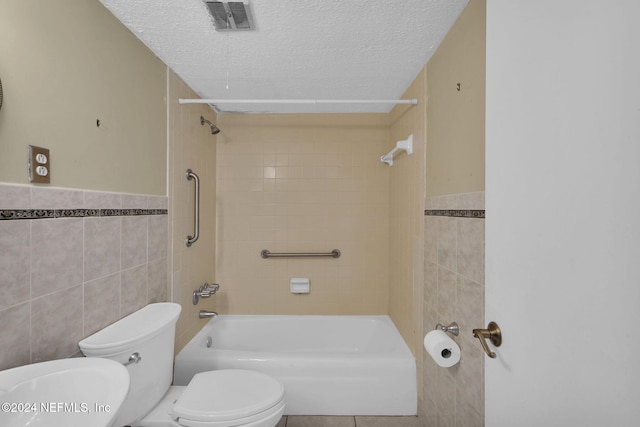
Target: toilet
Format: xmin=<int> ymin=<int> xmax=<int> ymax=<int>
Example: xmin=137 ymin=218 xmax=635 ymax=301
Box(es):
xmin=79 ymin=303 xmax=285 ymax=427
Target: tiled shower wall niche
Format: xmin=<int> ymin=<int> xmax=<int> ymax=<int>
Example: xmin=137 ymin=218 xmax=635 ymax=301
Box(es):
xmin=0 ymin=183 xmax=169 ymax=370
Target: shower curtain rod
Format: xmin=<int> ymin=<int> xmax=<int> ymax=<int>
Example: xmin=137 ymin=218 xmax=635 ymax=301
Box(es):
xmin=178 ymin=98 xmax=418 ymax=106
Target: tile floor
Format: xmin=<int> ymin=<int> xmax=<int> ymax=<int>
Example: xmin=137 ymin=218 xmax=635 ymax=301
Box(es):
xmin=276 ymin=416 xmax=422 ymax=427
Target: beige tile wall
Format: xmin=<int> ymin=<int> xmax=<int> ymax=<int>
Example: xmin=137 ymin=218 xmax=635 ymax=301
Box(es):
xmin=167 ymin=70 xmax=218 ymax=352
xmin=388 ymin=66 xmax=427 ymax=358
xmin=0 ymin=183 xmax=168 ymax=370
xmin=421 ymin=192 xmax=485 ymax=427
xmin=215 ymin=114 xmax=390 ymax=314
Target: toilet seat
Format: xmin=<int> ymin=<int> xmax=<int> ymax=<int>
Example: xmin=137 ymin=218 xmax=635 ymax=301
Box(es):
xmin=172 ymin=369 xmax=285 ymax=427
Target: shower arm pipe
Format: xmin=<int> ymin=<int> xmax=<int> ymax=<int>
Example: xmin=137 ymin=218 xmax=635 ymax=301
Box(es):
xmin=381 ymin=134 xmax=413 ymax=167
xmin=186 ymin=169 xmax=199 ymax=247
xmin=179 ymin=98 xmax=418 ymax=106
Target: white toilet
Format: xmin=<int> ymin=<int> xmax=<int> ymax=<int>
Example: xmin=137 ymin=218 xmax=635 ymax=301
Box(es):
xmin=79 ymin=303 xmax=285 ymax=427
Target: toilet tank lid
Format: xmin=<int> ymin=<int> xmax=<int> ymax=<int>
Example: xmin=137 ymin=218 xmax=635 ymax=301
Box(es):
xmin=79 ymin=303 xmax=182 ymax=356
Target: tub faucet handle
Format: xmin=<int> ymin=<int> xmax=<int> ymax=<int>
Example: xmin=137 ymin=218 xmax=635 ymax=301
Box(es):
xmin=199 ymin=283 xmax=219 ymax=298
xmin=205 ymin=283 xmax=220 ymax=294
xmin=193 ymin=283 xmax=220 ymax=305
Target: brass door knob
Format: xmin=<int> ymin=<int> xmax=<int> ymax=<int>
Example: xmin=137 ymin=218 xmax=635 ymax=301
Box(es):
xmin=472 ymin=321 xmax=502 ymax=358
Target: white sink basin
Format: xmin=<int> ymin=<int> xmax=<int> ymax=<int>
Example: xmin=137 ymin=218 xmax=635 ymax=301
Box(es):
xmin=0 ymin=357 xmax=130 ymax=427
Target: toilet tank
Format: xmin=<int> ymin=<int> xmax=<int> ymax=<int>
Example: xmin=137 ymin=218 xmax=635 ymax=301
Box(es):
xmin=79 ymin=303 xmax=182 ymax=426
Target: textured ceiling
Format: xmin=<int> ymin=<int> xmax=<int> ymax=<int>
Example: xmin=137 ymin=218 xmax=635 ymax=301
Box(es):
xmin=99 ymin=0 xmax=469 ymax=113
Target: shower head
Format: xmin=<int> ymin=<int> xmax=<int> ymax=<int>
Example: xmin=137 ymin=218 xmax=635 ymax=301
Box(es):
xmin=200 ymin=116 xmax=221 ymax=135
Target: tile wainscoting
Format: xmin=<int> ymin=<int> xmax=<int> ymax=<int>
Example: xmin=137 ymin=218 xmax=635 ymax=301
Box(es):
xmin=422 ymin=192 xmax=485 ymax=427
xmin=0 ymin=183 xmax=169 ymax=370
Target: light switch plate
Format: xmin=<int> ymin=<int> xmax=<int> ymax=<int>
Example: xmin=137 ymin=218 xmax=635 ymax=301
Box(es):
xmin=28 ymin=145 xmax=50 ymax=183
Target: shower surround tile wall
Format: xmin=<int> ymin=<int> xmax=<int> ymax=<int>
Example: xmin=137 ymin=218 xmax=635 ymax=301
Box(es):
xmin=167 ymin=70 xmax=218 ymax=352
xmin=0 ymin=183 xmax=169 ymax=370
xmin=215 ymin=114 xmax=390 ymax=315
xmin=388 ymin=65 xmax=427 ymax=365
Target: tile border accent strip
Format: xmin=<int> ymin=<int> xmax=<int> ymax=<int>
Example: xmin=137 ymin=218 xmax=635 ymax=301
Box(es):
xmin=1 ymin=208 xmax=168 ymax=221
xmin=424 ymin=209 xmax=485 ymax=218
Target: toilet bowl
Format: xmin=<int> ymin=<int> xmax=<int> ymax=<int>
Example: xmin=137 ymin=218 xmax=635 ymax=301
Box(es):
xmin=142 ymin=371 xmax=285 ymax=427
xmin=78 ymin=303 xmax=285 ymax=427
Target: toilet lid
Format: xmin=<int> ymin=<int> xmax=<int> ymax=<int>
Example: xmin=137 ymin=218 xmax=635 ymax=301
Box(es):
xmin=172 ymin=369 xmax=285 ymax=423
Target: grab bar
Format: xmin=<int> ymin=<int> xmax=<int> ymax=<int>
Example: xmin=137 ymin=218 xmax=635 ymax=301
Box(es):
xmin=260 ymin=249 xmax=341 ymax=259
xmin=186 ymin=169 xmax=199 ymax=247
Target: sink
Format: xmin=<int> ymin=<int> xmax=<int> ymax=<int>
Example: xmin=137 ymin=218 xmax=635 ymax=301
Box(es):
xmin=0 ymin=357 xmax=130 ymax=427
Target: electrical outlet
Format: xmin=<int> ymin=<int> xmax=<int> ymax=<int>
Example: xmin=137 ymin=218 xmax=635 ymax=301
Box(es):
xmin=28 ymin=145 xmax=50 ymax=183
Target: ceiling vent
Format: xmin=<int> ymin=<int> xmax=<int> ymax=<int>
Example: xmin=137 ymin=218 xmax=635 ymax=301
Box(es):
xmin=204 ymin=1 xmax=255 ymax=31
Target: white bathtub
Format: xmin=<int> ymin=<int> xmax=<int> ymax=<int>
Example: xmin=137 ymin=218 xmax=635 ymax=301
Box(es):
xmin=174 ymin=315 xmax=417 ymax=416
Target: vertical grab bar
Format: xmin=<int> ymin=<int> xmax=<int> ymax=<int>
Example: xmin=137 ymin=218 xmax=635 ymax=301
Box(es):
xmin=186 ymin=169 xmax=199 ymax=247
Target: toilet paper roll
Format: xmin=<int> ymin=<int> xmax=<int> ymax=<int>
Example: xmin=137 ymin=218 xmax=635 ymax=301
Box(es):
xmin=424 ymin=330 xmax=461 ymax=368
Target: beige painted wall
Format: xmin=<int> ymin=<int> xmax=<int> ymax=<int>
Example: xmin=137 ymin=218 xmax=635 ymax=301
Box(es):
xmin=0 ymin=0 xmax=166 ymax=195
xmin=215 ymin=114 xmax=390 ymax=314
xmin=168 ymin=70 xmax=218 ymax=352
xmin=426 ymin=0 xmax=486 ymax=197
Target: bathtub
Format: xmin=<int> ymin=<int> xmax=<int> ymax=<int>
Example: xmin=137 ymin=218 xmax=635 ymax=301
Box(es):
xmin=174 ymin=315 xmax=417 ymax=416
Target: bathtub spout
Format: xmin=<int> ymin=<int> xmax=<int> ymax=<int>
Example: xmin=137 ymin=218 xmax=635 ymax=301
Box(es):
xmin=199 ymin=310 xmax=218 ymax=319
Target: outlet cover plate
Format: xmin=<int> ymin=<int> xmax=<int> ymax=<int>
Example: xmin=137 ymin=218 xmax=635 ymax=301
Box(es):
xmin=28 ymin=145 xmax=50 ymax=184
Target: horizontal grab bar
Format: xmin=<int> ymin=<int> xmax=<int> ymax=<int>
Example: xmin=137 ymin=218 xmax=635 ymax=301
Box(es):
xmin=260 ymin=249 xmax=341 ymax=259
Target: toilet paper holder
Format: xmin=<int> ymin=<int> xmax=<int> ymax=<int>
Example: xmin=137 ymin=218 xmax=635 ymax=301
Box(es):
xmin=435 ymin=322 xmax=459 ymax=336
